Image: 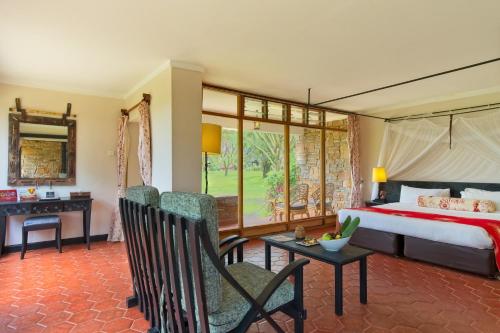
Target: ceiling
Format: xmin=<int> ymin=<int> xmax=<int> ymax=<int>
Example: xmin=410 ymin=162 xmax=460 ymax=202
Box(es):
xmin=2 ymin=1 xmax=500 ymax=115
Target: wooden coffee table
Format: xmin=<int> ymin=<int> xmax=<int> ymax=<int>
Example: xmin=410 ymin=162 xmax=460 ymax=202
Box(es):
xmin=261 ymin=232 xmax=374 ymax=316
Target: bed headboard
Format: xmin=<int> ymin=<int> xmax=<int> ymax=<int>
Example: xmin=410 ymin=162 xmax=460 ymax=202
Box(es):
xmin=380 ymin=180 xmax=500 ymax=203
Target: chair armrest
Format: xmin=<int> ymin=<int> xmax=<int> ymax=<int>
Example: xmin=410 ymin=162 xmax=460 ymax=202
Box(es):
xmin=219 ymin=238 xmax=249 ymax=264
xmin=256 ymin=258 xmax=310 ymax=307
xmin=219 ymin=235 xmax=240 ymax=247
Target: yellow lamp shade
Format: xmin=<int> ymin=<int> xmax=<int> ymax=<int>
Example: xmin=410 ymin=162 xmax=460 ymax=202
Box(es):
xmin=202 ymin=123 xmax=221 ymax=154
xmin=372 ymin=167 xmax=387 ymax=183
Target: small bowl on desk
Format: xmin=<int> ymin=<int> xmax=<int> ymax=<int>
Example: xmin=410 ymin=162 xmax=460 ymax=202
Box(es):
xmin=318 ymin=236 xmax=351 ymax=252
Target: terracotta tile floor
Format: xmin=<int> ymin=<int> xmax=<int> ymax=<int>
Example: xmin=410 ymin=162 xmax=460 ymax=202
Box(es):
xmin=0 ymin=230 xmax=499 ymax=333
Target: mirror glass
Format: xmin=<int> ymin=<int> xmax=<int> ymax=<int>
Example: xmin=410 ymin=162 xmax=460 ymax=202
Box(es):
xmin=19 ymin=123 xmax=69 ymax=179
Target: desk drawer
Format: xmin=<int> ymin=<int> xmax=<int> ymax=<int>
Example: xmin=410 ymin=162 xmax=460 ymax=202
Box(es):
xmin=0 ymin=204 xmax=31 ymax=216
xmin=64 ymin=201 xmax=90 ymax=212
xmin=31 ymin=202 xmax=64 ymax=214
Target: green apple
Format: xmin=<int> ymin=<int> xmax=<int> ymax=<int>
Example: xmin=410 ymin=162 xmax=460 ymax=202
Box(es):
xmin=322 ymin=233 xmax=333 ymax=240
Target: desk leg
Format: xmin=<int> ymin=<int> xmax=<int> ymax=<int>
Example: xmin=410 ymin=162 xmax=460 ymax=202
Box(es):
xmin=265 ymin=243 xmax=271 ymax=270
xmin=0 ymin=216 xmax=6 ymax=257
xmin=289 ymin=251 xmax=295 ymax=263
xmin=83 ymin=210 xmax=91 ymax=250
xmin=334 ymin=264 xmax=343 ymax=316
xmin=360 ymin=257 xmax=367 ymax=304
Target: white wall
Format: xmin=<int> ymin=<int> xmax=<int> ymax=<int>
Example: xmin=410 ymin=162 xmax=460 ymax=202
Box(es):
xmin=125 ymin=68 xmax=172 ymax=192
xmin=0 ymin=83 xmax=122 ymax=245
xmin=125 ymin=64 xmax=202 ymax=193
xmin=171 ymin=68 xmax=202 ymax=192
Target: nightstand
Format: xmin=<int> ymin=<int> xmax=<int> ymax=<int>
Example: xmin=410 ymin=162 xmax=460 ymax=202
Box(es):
xmin=364 ymin=200 xmax=386 ymax=207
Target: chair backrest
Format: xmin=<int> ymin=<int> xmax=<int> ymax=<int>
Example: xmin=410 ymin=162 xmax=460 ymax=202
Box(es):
xmin=291 ymin=183 xmax=309 ymax=204
xmin=325 ymin=183 xmax=335 ymax=201
xmin=159 ymin=192 xmax=222 ymax=314
xmin=153 ymin=207 xmax=212 ymax=333
xmin=121 ymin=186 xmax=161 ymax=329
xmin=311 ymin=186 xmax=320 ymax=204
xmin=126 ymin=185 xmax=160 ymax=207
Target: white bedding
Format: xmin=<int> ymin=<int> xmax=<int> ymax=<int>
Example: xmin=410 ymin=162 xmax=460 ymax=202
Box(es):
xmin=339 ymin=202 xmax=498 ymax=250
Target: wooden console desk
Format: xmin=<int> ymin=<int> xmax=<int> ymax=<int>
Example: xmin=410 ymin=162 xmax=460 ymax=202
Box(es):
xmin=0 ymin=197 xmax=93 ymax=256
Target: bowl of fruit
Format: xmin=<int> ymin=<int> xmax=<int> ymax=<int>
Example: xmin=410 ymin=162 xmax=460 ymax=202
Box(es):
xmin=318 ymin=216 xmax=360 ymax=252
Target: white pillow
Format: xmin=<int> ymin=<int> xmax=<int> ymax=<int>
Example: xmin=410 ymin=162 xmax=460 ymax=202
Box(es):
xmin=462 ymin=188 xmax=500 ymax=211
xmin=399 ymin=185 xmax=450 ymax=204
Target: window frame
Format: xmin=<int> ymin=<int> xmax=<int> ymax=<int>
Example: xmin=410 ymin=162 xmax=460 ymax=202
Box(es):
xmin=202 ymin=85 xmax=348 ymax=237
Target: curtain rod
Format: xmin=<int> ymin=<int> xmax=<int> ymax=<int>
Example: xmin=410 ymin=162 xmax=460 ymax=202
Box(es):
xmin=203 ymin=83 xmax=387 ymax=120
xmin=387 ymin=104 xmax=500 ymax=122
xmin=121 ymin=93 xmax=151 ymax=116
xmin=313 ymin=57 xmax=500 ymax=106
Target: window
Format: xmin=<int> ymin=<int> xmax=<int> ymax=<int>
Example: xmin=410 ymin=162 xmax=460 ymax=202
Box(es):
xmin=202 ymin=114 xmax=239 ymax=230
xmin=244 ymin=97 xmax=265 ymax=118
xmin=203 ymin=89 xmax=238 ymax=115
xmin=290 ymin=106 xmax=305 ymax=124
xmin=268 ymin=102 xmax=286 ymax=121
xmin=290 ymin=126 xmax=322 ymax=220
xmin=243 ymin=121 xmax=285 ymax=226
xmin=325 ymin=115 xmax=350 ymax=215
xmin=202 ymin=87 xmax=350 ymax=234
xmin=307 ymin=109 xmax=323 ymax=126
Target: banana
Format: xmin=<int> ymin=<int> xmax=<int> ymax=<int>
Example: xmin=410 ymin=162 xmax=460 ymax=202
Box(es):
xmin=340 ymin=215 xmax=352 ymax=234
xmin=342 ymin=216 xmax=360 ymax=238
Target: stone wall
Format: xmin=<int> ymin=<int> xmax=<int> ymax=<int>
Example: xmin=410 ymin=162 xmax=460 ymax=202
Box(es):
xmin=20 ymin=139 xmax=63 ymax=178
xmin=294 ymin=119 xmax=351 ymax=213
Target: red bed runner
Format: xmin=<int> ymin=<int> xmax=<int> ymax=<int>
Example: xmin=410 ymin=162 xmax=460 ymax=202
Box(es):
xmin=354 ymin=207 xmax=500 ymax=270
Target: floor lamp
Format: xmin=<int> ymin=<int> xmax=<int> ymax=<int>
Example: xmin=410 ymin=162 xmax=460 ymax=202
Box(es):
xmin=202 ymin=123 xmax=221 ymax=194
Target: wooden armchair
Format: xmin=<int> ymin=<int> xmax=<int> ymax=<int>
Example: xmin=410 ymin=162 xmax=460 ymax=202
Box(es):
xmin=155 ymin=192 xmax=309 ymax=333
xmin=310 ymin=183 xmax=335 ymax=216
xmin=270 ymin=184 xmax=310 ymax=221
xmin=120 ymin=187 xmax=248 ymax=332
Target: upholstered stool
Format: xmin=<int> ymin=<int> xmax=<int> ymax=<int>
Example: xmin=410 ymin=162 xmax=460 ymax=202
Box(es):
xmin=21 ymin=215 xmax=62 ymax=259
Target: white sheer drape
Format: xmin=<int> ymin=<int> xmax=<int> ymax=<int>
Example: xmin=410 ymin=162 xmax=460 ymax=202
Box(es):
xmin=377 ymin=111 xmax=500 ymax=184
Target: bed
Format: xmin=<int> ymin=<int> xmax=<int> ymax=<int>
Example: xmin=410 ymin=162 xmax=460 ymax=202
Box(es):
xmin=339 ymin=180 xmax=500 ymax=277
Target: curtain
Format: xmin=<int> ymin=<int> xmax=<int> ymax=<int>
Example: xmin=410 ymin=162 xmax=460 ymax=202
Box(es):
xmin=348 ymin=115 xmax=362 ymax=208
xmin=108 ymin=115 xmax=129 ymax=242
xmin=137 ymin=101 xmax=152 ymax=186
xmin=378 ymin=111 xmax=500 ymax=183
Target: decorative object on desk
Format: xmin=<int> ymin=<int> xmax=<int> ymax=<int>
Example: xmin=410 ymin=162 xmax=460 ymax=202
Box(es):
xmin=40 ymin=181 xmax=60 ymax=201
xmin=318 ymin=215 xmax=360 ymax=251
xmin=371 ymin=166 xmax=388 ymax=201
xmin=201 ymin=123 xmax=221 ymax=194
xmin=70 ymin=191 xmax=91 ymax=199
xmin=0 ymin=190 xmax=17 ymax=202
xmin=294 ymin=225 xmax=306 ymax=239
xmin=19 ymin=187 xmax=38 ymax=201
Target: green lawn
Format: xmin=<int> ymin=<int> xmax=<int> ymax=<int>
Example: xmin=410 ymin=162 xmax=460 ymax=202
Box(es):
xmin=202 ymin=169 xmax=273 ymax=219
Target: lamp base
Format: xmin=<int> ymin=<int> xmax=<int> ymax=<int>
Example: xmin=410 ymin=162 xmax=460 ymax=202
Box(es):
xmin=204 ymin=152 xmax=208 ymax=194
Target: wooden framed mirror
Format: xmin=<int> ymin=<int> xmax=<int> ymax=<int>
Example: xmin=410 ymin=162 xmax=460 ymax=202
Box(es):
xmin=8 ymin=113 xmax=76 ymax=186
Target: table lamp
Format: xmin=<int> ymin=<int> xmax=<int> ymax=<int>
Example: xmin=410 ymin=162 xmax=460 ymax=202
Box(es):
xmin=372 ymin=167 xmax=387 ymax=202
xmin=202 ymin=123 xmax=221 ymax=194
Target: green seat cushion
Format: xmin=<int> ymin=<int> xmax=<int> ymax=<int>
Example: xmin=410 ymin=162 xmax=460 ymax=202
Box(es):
xmin=208 ymin=262 xmax=294 ymax=333
xmin=126 ymin=186 xmax=160 ymax=207
xmin=276 ymin=202 xmax=307 ymax=210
